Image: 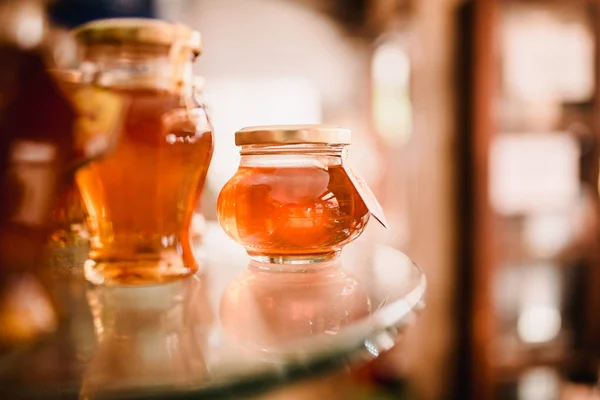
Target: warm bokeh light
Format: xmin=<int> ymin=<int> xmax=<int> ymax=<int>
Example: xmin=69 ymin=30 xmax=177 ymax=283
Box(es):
xmin=518 ymin=367 xmax=560 ymax=400
xmin=372 ymin=39 xmax=412 ymax=145
xmin=517 ymin=305 xmax=562 ymax=344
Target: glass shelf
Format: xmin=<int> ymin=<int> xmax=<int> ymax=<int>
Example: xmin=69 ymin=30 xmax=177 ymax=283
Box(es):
xmin=0 ymin=223 xmax=426 ymax=399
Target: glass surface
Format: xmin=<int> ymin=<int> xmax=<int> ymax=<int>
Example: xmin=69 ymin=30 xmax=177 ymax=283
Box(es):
xmin=0 ymin=223 xmax=425 ymax=399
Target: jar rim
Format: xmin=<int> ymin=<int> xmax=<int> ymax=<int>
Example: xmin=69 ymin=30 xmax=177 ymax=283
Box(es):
xmin=235 ymin=125 xmax=351 ymax=146
xmin=73 ymin=18 xmax=201 ymax=57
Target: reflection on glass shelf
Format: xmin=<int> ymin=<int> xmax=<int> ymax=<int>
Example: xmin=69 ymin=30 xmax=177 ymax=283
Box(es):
xmin=81 ymin=276 xmax=213 ymax=397
xmin=220 ymin=259 xmax=371 ymax=355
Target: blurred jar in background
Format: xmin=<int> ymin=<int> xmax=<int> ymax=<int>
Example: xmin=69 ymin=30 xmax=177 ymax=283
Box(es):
xmin=0 ymin=0 xmax=83 ymax=347
xmin=71 ymin=19 xmax=214 ymax=286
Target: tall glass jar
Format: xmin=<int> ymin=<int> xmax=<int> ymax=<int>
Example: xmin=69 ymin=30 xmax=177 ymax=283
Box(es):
xmin=72 ymin=19 xmax=214 ymax=286
xmin=217 ymin=125 xmax=384 ymax=265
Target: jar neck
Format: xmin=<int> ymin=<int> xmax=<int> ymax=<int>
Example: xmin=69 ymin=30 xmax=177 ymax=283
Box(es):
xmin=80 ymin=44 xmax=195 ymax=94
xmin=239 ymin=144 xmax=347 ymax=168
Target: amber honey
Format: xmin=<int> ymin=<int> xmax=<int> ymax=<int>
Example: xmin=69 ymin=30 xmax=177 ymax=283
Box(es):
xmin=77 ymin=88 xmax=213 ymax=284
xmin=217 ymin=163 xmax=369 ymax=262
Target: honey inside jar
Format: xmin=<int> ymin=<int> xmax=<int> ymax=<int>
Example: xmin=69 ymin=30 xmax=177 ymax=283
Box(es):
xmin=76 ymin=88 xmax=213 ymax=279
xmin=217 ymin=126 xmax=374 ymax=264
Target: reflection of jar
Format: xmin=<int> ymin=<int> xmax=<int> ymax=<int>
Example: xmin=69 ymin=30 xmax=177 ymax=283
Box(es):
xmin=81 ymin=276 xmax=212 ymax=397
xmin=220 ymin=259 xmax=371 ymax=353
xmin=71 ymin=19 xmax=214 ymax=285
xmin=217 ymin=125 xmax=380 ymax=264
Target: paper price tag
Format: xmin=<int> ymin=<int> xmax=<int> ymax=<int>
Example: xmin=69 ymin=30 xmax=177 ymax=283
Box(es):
xmin=343 ymin=164 xmax=387 ymax=228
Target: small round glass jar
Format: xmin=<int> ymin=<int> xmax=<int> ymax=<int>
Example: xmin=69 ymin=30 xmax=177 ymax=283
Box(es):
xmin=217 ymin=125 xmax=371 ymax=264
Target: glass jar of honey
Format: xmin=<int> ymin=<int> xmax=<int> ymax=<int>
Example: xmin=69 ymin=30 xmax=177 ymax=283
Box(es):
xmin=71 ymin=19 xmax=214 ymax=286
xmin=217 ymin=125 xmax=385 ymax=264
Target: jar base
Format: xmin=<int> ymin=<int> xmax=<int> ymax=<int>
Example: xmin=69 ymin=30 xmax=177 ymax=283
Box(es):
xmin=247 ymin=250 xmax=340 ymax=266
xmin=84 ymin=252 xmax=197 ymax=286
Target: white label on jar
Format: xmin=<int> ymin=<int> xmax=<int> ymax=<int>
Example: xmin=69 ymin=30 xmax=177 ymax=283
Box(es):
xmin=342 ymin=165 xmax=387 ymax=228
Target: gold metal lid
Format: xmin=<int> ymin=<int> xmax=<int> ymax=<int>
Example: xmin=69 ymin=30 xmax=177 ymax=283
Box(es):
xmin=235 ymin=125 xmax=352 ymax=146
xmin=73 ymin=18 xmax=202 ymax=56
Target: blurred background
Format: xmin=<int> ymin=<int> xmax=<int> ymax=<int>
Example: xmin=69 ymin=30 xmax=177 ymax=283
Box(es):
xmin=32 ymin=0 xmax=600 ymax=398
